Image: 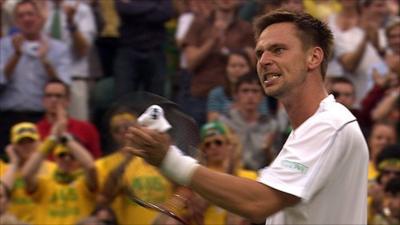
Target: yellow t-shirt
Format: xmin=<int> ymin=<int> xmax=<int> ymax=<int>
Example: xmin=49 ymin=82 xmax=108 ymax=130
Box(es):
xmin=203 ymin=169 xmax=257 ymax=225
xmin=96 ymin=153 xmax=174 ymax=225
xmin=368 ymin=161 xmax=378 ymax=181
xmin=0 ymin=159 xmax=7 ymax=175
xmin=1 ymin=161 xmax=56 ymax=224
xmin=31 ymin=175 xmax=95 ymax=225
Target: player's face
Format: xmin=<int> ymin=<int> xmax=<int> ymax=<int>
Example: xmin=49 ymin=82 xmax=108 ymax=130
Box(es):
xmin=226 ymin=54 xmax=251 ymax=83
xmin=256 ymin=23 xmax=309 ymax=99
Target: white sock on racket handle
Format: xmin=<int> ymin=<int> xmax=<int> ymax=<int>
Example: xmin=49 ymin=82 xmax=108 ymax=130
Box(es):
xmin=138 ymin=105 xmax=200 ymax=186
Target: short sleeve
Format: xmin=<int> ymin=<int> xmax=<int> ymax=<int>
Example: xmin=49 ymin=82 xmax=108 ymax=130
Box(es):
xmin=258 ymin=121 xmax=344 ymax=202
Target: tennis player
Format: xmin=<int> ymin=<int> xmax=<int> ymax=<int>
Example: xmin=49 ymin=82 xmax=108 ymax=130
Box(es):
xmin=126 ymin=10 xmax=369 ymax=224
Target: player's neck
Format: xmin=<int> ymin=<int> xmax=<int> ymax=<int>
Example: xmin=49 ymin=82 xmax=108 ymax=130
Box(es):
xmin=283 ymin=88 xmax=327 ymax=130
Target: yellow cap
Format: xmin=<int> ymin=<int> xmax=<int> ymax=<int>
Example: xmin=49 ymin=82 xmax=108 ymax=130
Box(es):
xmin=10 ymin=122 xmax=39 ymax=144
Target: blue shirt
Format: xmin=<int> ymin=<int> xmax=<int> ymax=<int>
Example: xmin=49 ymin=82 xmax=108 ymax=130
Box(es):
xmin=0 ymin=35 xmax=71 ymax=111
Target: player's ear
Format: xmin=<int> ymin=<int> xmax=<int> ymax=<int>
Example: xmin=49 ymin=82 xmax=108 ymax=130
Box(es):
xmin=307 ymin=47 xmax=323 ymax=72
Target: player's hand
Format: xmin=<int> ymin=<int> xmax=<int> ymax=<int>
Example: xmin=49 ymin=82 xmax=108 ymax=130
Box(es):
xmin=124 ymin=125 xmax=171 ymax=166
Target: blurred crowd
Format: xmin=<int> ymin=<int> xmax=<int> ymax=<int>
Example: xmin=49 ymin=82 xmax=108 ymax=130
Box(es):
xmin=0 ymin=0 xmax=399 ymax=225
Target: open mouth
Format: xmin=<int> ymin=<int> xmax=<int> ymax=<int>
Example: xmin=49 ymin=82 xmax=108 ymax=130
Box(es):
xmin=263 ymin=73 xmax=281 ymax=83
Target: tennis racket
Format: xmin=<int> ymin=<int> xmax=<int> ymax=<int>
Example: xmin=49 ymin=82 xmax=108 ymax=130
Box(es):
xmin=105 ymin=91 xmax=200 ymax=225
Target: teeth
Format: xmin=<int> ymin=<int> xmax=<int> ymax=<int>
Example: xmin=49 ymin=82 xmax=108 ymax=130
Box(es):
xmin=264 ymin=73 xmax=280 ymax=81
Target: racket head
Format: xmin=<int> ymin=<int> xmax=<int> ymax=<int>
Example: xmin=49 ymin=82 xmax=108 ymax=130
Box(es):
xmin=103 ymin=91 xmax=200 ymax=157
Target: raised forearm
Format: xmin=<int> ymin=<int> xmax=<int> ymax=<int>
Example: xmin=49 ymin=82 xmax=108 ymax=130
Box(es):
xmin=371 ymin=92 xmax=399 ymax=121
xmin=185 ymin=39 xmax=217 ymax=71
xmin=67 ymin=140 xmax=94 ymax=170
xmin=0 ymin=163 xmax=18 ymax=189
xmin=100 ymin=155 xmax=133 ymax=204
xmin=41 ymin=59 xmax=59 ymax=80
xmin=340 ymin=35 xmax=368 ymax=73
xmin=4 ymin=53 xmax=21 ymax=79
xmin=70 ymin=28 xmax=90 ymax=58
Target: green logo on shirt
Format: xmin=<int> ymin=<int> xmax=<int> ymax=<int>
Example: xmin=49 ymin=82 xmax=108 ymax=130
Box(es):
xmin=281 ymin=160 xmax=308 ymax=174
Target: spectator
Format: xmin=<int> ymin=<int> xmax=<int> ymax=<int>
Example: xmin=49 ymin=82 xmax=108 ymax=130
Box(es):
xmin=0 ymin=145 xmax=19 ymax=221
xmin=369 ymin=144 xmax=400 ymax=224
xmin=219 ymin=74 xmax=278 ymax=170
xmin=113 ymin=0 xmax=173 ymax=98
xmin=367 ymin=121 xmax=397 ymax=182
xmin=280 ymin=0 xmax=304 ymax=12
xmin=207 ymin=50 xmax=266 ymax=122
xmin=0 ymin=0 xmax=71 ymax=157
xmin=22 ymin=117 xmax=98 ymax=225
xmin=95 ymin=110 xmax=174 ymax=225
xmin=326 ymin=0 xmax=360 ymax=77
xmin=154 ymin=121 xmax=257 ymax=225
xmin=37 ymin=79 xmax=101 ymax=159
xmin=42 ymin=0 xmax=96 ymax=121
xmin=328 ymin=77 xmax=371 ymax=131
xmin=0 ymin=122 xmax=56 ymax=224
xmin=333 ymin=0 xmax=389 ymax=108
xmin=90 ymin=0 xmax=120 ymax=78
xmin=304 ymin=0 xmax=341 ymax=22
xmin=181 ymin=0 xmax=254 ymax=126
xmin=0 ymin=0 xmax=17 ymax=37
xmin=371 ymin=177 xmax=400 ymax=225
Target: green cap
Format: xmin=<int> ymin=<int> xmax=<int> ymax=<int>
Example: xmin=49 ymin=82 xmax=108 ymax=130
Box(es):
xmin=200 ymin=121 xmax=229 ymax=141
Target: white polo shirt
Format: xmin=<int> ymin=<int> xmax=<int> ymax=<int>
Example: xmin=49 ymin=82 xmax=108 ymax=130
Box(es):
xmin=258 ymin=95 xmax=368 ymax=225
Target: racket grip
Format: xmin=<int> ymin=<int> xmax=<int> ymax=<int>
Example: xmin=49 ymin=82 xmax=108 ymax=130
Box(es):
xmin=160 ymin=145 xmax=199 ymax=186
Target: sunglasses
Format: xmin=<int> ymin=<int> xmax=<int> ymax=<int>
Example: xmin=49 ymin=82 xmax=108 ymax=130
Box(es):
xmin=203 ymin=139 xmax=224 ymax=148
xmin=380 ymin=169 xmax=400 ymax=177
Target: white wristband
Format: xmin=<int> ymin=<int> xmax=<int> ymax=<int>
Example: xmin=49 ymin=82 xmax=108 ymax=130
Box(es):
xmin=160 ymin=145 xmax=199 ymax=186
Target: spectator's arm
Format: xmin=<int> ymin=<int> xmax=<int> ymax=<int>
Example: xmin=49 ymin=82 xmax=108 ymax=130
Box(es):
xmin=371 ymin=88 xmax=400 ymax=121
xmin=3 ymin=35 xmax=24 ymax=80
xmin=65 ymin=3 xmax=96 ymax=58
xmin=98 ymin=153 xmax=133 ymax=206
xmin=0 ymin=145 xmax=21 ymax=190
xmin=64 ymin=134 xmax=97 ymax=192
xmin=21 ymin=137 xmax=58 ymax=193
xmin=3 ymin=53 xmax=21 ymax=80
xmin=185 ymin=38 xmax=218 ymax=71
xmin=339 ymin=34 xmax=368 ymax=73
